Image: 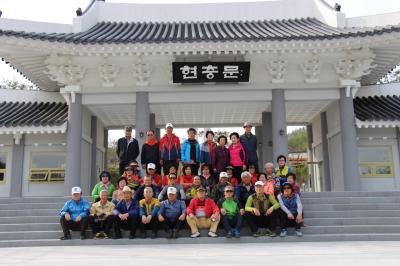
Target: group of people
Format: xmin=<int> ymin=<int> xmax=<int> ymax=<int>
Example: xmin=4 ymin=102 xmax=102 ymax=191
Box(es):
xmin=59 ymin=122 xmax=304 ymax=240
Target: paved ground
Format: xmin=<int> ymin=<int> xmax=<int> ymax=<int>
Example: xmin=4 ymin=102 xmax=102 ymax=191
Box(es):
xmin=0 ymin=241 xmax=399 ymax=265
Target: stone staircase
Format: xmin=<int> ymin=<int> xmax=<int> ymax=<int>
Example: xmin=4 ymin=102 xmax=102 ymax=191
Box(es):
xmin=1 ymin=191 xmax=400 ymax=247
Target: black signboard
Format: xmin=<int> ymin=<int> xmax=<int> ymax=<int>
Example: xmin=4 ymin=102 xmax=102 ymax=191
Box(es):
xmin=172 ymin=62 xmax=250 ymax=83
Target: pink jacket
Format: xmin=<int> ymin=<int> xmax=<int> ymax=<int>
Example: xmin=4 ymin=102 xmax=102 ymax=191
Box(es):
xmin=228 ymin=143 xmax=247 ymax=167
xmin=264 ymin=180 xmax=275 ymax=196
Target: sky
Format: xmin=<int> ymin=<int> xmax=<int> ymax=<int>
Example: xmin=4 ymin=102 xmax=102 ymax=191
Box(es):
xmin=1 ymin=0 xmax=399 ymax=141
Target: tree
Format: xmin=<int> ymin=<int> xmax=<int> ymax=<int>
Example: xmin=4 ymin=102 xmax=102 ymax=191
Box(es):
xmin=0 ymin=78 xmax=37 ymax=90
xmin=288 ymin=127 xmax=307 ymax=153
xmin=379 ymin=65 xmax=400 ymax=84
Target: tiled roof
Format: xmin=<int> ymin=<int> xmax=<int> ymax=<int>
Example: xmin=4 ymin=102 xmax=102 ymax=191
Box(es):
xmin=0 ymin=101 xmax=68 ymax=128
xmin=354 ymin=95 xmax=400 ymax=122
xmin=1 ymin=18 xmax=399 ymax=44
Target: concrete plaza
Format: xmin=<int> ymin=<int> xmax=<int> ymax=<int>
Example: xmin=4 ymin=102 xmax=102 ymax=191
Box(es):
xmin=0 ymin=241 xmax=399 ymax=266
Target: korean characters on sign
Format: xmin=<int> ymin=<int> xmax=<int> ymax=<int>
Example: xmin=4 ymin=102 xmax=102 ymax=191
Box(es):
xmin=172 ymin=62 xmax=250 ymax=83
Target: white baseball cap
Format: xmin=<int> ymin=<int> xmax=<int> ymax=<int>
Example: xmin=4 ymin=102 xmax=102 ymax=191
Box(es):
xmin=219 ymin=172 xmax=228 ymax=178
xmin=167 ymin=186 xmax=177 ymax=194
xmin=255 ymin=181 xmax=264 ymax=187
xmin=147 ymin=163 xmax=156 ymax=170
xmin=71 ymin=187 xmax=82 ymax=194
xmin=165 ymin=123 xmax=174 ymax=129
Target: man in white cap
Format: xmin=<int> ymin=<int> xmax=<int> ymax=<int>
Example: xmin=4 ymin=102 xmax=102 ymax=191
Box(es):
xmin=114 ymin=186 xmax=140 ymax=239
xmin=146 ymin=163 xmax=162 ymax=188
xmin=59 ymin=187 xmax=90 ymax=240
xmin=116 ymin=126 xmax=140 ymax=175
xmin=240 ymin=121 xmax=259 ymax=172
xmin=244 ymin=181 xmax=280 ymax=237
xmin=210 ymin=172 xmax=232 ymax=203
xmin=159 ymin=123 xmax=181 ymax=175
xmin=158 ymin=186 xmax=186 ymax=239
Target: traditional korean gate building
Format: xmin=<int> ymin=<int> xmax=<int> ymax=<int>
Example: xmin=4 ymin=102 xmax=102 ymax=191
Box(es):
xmin=0 ymin=0 xmax=399 ymax=197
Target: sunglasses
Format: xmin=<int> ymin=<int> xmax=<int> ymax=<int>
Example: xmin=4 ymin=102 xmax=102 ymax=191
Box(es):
xmin=225 ymin=190 xmax=234 ymax=193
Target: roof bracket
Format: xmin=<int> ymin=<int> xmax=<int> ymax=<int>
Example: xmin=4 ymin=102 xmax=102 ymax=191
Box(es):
xmin=340 ymin=80 xmax=360 ymax=98
xmin=60 ymin=85 xmax=81 ymax=105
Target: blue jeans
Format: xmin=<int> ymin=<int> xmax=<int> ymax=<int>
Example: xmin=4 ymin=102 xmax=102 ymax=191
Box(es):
xmin=221 ymin=214 xmax=243 ymax=233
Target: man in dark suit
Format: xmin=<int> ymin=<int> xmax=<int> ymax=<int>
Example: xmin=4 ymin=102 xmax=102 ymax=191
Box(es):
xmin=117 ymin=126 xmax=140 ymax=175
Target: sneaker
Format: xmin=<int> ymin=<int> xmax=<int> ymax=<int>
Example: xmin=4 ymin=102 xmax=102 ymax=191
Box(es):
xmin=296 ymin=229 xmax=303 ymax=237
xmin=190 ymin=231 xmax=201 ymax=238
xmin=252 ymin=231 xmax=262 ymax=237
xmin=208 ymin=231 xmax=218 ymax=238
xmin=93 ymin=233 xmax=101 ymax=240
xmin=103 ymin=233 xmax=109 ymax=239
xmin=280 ymin=229 xmax=287 ymax=237
xmin=60 ymin=234 xmax=71 ymax=240
xmin=226 ymin=231 xmax=232 ymax=238
xmin=265 ymin=229 xmax=272 ymax=236
xmin=233 ymin=230 xmax=240 ymax=238
xmin=269 ymin=232 xmax=277 ymax=237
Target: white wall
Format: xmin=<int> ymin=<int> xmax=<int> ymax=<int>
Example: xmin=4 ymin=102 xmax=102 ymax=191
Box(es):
xmin=22 ymin=134 xmax=66 ymax=197
xmin=357 ymin=128 xmax=400 ymax=191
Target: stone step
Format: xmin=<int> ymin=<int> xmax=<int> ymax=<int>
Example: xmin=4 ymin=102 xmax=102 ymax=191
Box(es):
xmin=304 ymin=203 xmax=400 ymax=211
xmin=0 ymin=197 xmax=91 ymax=204
xmin=0 ymin=203 xmax=66 ymax=210
xmin=305 ymin=217 xmax=400 ymax=226
xmin=1 ymin=215 xmax=400 ymax=228
xmin=0 ymin=216 xmax=58 ymax=224
xmin=305 ymin=210 xmax=400 ymax=218
xmin=0 ymin=209 xmax=58 ymax=217
xmin=3 ymin=233 xmax=400 ymax=248
xmin=301 ymin=197 xmax=400 ymax=204
xmin=301 ymin=191 xmax=400 ymax=198
xmin=1 ymin=224 xmax=400 ymax=241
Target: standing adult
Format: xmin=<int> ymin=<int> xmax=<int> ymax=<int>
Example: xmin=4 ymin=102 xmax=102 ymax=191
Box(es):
xmin=159 ymin=123 xmax=181 ymax=175
xmin=181 ymin=128 xmax=200 ymax=175
xmin=117 ymin=126 xmax=140 ymax=175
xmin=141 ymin=130 xmax=161 ymax=174
xmin=240 ymin=121 xmax=259 ymax=172
xmin=228 ymin=132 xmax=247 ymax=183
xmin=212 ymin=135 xmax=230 ymax=177
xmin=200 ymin=130 xmax=217 ymax=172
